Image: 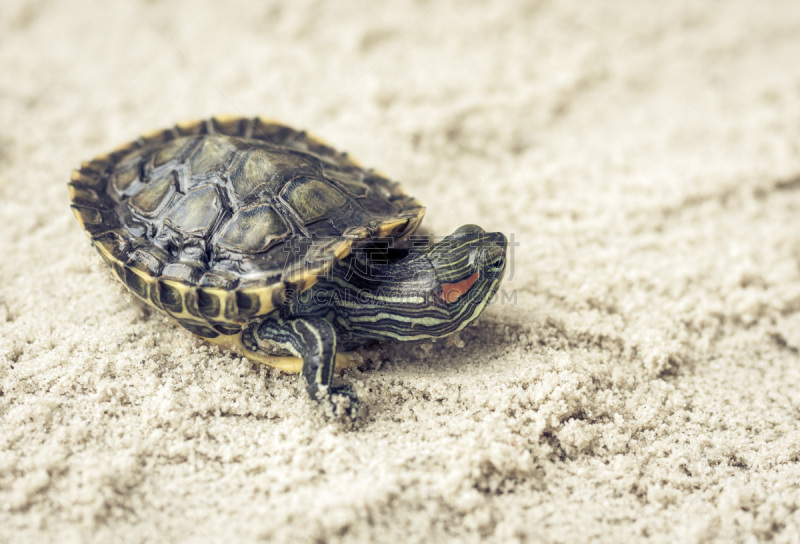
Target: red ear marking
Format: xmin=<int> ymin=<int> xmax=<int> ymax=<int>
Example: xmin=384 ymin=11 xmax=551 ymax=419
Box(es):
xmin=439 ymin=271 xmax=480 ymax=303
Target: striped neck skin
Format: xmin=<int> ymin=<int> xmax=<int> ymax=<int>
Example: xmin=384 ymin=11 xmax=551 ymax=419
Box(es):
xmin=287 ymin=224 xmax=508 ymax=344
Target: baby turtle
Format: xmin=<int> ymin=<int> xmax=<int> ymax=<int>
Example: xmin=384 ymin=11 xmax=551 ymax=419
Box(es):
xmin=69 ymin=116 xmax=507 ymax=417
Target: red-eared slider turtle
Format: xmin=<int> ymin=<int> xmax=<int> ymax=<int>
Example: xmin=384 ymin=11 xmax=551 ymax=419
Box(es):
xmin=68 ymin=116 xmax=507 ymax=417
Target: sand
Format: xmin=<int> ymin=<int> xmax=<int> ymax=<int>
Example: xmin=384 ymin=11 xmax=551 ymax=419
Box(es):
xmin=2 ymin=0 xmax=800 ymax=542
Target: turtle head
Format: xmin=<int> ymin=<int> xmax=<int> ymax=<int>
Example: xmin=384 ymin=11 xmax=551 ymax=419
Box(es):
xmin=319 ymin=224 xmax=507 ymax=342
xmin=425 ymin=224 xmax=507 ymax=331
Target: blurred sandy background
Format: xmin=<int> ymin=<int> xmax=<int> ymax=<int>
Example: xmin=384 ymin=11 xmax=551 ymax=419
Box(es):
xmin=2 ymin=0 xmax=800 ymax=542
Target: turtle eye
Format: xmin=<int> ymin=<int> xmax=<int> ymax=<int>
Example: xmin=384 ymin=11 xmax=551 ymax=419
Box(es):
xmin=485 ymin=251 xmax=505 ymax=277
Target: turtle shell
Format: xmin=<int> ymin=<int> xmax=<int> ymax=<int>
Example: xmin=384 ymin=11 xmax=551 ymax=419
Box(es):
xmin=69 ymin=116 xmax=425 ymax=339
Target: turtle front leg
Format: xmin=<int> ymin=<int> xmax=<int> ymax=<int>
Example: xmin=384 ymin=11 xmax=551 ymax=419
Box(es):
xmin=254 ymin=315 xmax=359 ymax=417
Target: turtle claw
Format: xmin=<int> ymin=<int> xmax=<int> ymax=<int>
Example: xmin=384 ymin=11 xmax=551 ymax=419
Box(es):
xmin=328 ymin=385 xmax=360 ymax=419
